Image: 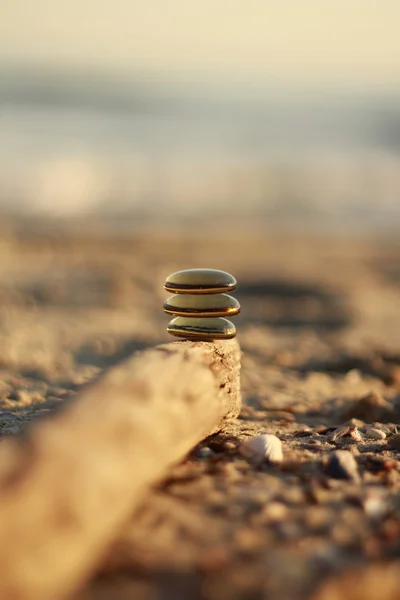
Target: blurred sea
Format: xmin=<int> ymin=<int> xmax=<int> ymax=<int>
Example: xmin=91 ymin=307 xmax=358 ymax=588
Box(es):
xmin=1 ymin=67 xmax=400 ymax=233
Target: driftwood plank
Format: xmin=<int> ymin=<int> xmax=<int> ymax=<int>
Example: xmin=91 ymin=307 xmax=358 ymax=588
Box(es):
xmin=0 ymin=339 xmax=241 ymax=600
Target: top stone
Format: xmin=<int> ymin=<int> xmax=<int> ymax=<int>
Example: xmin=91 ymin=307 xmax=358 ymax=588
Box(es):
xmin=164 ymin=269 xmax=237 ymax=294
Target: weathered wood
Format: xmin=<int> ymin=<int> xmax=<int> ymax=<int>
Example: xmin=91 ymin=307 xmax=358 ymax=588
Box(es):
xmin=0 ymin=339 xmax=241 ymax=600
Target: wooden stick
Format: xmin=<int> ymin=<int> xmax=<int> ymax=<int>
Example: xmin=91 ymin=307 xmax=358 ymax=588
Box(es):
xmin=0 ymin=339 xmax=241 ymax=600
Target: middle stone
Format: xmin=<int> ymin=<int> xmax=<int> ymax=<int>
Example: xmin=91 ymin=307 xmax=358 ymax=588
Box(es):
xmin=163 ymin=293 xmax=240 ymax=318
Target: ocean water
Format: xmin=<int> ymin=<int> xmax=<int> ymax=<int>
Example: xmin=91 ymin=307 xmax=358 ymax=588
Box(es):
xmin=1 ymin=69 xmax=399 ymax=231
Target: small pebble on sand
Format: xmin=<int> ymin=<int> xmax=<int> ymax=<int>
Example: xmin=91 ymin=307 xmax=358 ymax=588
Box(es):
xmin=363 ymin=428 xmax=386 ymax=440
xmin=388 ymin=433 xmax=400 ymax=450
xmin=325 ymin=450 xmax=361 ymax=482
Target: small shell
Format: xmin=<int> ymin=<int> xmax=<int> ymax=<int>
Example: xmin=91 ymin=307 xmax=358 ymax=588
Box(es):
xmin=363 ymin=427 xmax=386 ymax=440
xmin=239 ymin=434 xmax=283 ymax=464
xmin=349 ymin=427 xmax=364 ymax=442
xmin=329 ymin=425 xmax=352 ymax=442
xmin=329 ymin=425 xmax=362 ymax=442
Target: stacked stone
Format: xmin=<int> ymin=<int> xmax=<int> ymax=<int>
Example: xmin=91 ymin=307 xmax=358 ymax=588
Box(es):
xmin=164 ymin=269 xmax=240 ymax=340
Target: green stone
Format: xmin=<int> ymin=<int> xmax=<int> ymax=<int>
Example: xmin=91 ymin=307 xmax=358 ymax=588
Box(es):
xmin=163 ymin=293 xmax=240 ymax=317
xmin=167 ymin=317 xmax=237 ymax=340
xmin=164 ymin=269 xmax=237 ymax=294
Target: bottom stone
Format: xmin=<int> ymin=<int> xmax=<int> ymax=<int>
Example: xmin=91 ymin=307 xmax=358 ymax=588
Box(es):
xmin=167 ymin=316 xmax=237 ymax=340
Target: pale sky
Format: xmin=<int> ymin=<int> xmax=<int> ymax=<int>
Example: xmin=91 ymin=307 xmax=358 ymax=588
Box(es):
xmin=1 ymin=0 xmax=400 ymax=86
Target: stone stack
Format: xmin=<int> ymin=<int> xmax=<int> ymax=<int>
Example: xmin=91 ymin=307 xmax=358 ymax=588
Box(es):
xmin=164 ymin=268 xmax=240 ymax=340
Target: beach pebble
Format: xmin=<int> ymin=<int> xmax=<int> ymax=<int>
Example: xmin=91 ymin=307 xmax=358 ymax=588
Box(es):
xmin=325 ymin=450 xmax=360 ymax=482
xmin=345 ymin=369 xmax=362 ymax=384
xmin=363 ymin=427 xmax=386 ymax=440
xmin=239 ymin=434 xmax=283 ymax=464
xmin=164 ymin=293 xmax=240 ymax=317
xmin=387 ymin=433 xmax=400 ymax=450
xmin=196 ymin=446 xmax=214 ymax=458
xmin=167 ymin=316 xmax=236 ymax=340
xmin=164 ymin=269 xmax=237 ymax=294
xmin=362 ymin=490 xmax=388 ymax=519
xmin=260 ymin=502 xmax=288 ymax=523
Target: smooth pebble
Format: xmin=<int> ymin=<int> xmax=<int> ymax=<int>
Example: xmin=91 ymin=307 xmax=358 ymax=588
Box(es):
xmin=164 ymin=269 xmax=237 ymax=294
xmin=388 ymin=433 xmax=400 ymax=449
xmin=363 ymin=427 xmax=386 ymax=440
xmin=167 ymin=316 xmax=236 ymax=340
xmin=325 ymin=450 xmax=360 ymax=482
xmin=164 ymin=293 xmax=240 ymax=317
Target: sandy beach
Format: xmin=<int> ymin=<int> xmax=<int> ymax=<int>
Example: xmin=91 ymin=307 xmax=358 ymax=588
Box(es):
xmin=0 ymin=225 xmax=399 ymax=599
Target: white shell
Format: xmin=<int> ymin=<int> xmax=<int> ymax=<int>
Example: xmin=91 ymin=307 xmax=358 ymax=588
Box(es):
xmin=363 ymin=427 xmax=386 ymax=440
xmin=239 ymin=434 xmax=283 ymax=464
